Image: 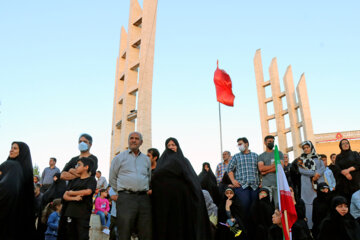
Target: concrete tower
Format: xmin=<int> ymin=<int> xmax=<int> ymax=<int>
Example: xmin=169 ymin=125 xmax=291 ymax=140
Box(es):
xmin=254 ymin=49 xmax=314 ymax=157
xmin=110 ymin=0 xmax=158 ymax=159
xmin=254 ymin=49 xmax=360 ymax=160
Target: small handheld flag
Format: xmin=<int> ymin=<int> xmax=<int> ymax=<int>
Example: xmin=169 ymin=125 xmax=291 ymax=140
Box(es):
xmin=275 ymin=145 xmax=297 ymax=240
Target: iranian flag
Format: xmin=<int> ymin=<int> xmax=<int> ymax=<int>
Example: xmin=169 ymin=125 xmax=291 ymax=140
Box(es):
xmin=275 ymin=145 xmax=297 ymax=240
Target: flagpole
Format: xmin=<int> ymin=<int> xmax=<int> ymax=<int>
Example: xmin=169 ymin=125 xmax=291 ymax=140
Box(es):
xmin=218 ymin=102 xmax=223 ymax=160
xmin=284 ymin=210 xmax=290 ymax=239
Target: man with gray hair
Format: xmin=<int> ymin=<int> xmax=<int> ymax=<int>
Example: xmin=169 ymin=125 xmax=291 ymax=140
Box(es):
xmin=109 ymin=132 xmax=152 ymax=240
xmin=215 ymin=151 xmax=231 ymax=184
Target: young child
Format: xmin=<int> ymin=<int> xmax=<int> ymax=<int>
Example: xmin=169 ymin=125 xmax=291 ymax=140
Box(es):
xmin=57 ymin=157 xmax=97 ymax=240
xmin=94 ymin=189 xmax=111 ymax=233
xmin=42 ymin=198 xmax=62 ymax=240
xmin=218 ymin=188 xmax=245 ymax=239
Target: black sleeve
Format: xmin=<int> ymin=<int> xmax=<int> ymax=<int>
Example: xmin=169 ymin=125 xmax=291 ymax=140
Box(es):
xmin=87 ymin=177 xmax=97 ymax=194
xmin=62 ymin=157 xmax=78 ymax=172
xmin=352 ymin=151 xmax=360 ymax=171
xmin=89 ymin=155 xmax=98 ymax=177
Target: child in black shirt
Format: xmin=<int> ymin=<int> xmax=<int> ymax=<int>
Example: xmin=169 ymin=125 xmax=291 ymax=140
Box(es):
xmin=58 ymin=157 xmax=96 ymax=240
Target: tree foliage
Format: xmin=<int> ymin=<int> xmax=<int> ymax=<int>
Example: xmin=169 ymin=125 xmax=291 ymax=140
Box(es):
xmin=33 ymin=164 xmax=40 ymax=177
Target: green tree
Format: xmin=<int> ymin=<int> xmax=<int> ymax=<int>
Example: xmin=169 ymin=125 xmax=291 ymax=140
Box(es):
xmin=33 ymin=164 xmax=40 ymax=177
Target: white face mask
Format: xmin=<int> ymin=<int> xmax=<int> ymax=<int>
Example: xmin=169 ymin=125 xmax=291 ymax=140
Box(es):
xmin=238 ymin=144 xmax=246 ymax=152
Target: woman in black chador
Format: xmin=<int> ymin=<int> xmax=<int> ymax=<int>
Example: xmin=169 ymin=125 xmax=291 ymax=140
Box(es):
xmin=249 ymin=188 xmax=274 ymax=240
xmin=0 ymin=142 xmax=36 ymax=239
xmin=311 ymin=182 xmax=331 ymax=239
xmin=199 ymin=162 xmax=220 ymax=206
xmin=334 ymin=139 xmax=360 ymax=202
xmin=151 ymin=137 xmax=211 ymax=240
xmin=318 ymin=196 xmax=360 ymax=240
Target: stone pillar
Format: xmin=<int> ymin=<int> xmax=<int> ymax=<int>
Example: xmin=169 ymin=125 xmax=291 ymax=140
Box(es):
xmin=296 ymin=74 xmax=315 ymax=144
xmin=110 ymin=0 xmax=157 ymax=161
xmin=254 ymin=49 xmax=270 ymax=151
xmin=283 ymin=65 xmax=302 ymax=157
xmin=137 ymin=0 xmax=158 ymax=153
xmin=269 ymin=58 xmax=287 ymax=152
xmin=254 ymin=50 xmax=316 ymax=157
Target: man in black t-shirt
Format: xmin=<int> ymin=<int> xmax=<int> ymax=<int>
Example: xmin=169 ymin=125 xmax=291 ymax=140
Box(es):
xmin=61 ymin=133 xmax=98 ymax=180
xmin=58 ymin=157 xmax=96 ymax=240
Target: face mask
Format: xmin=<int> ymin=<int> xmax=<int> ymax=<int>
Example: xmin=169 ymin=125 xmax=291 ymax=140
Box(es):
xmin=238 ymin=144 xmax=246 ymax=152
xmin=267 ymin=142 xmax=274 ymax=150
xmin=78 ymin=142 xmax=89 ymax=152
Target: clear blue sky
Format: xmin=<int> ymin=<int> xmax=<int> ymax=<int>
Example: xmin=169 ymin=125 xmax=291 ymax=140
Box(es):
xmin=1 ymin=1 xmax=359 ymax=178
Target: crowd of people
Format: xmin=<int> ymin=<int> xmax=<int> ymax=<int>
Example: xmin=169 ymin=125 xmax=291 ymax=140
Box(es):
xmin=0 ymin=132 xmax=360 ymax=240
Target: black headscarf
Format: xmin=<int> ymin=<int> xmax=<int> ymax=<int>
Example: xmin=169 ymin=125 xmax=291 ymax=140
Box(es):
xmin=249 ymin=188 xmax=274 ymax=240
xmin=250 ymin=188 xmax=274 ymax=226
xmin=199 ymin=162 xmax=217 ymax=186
xmin=152 ymin=137 xmax=211 ymax=240
xmin=318 ymin=196 xmax=360 ymax=240
xmin=335 ymin=139 xmax=360 ymax=198
xmin=217 ymin=188 xmax=246 ymax=239
xmin=312 ymin=183 xmax=331 ymax=239
xmin=0 ymin=142 xmax=35 ymax=239
xmin=199 ymin=162 xmax=220 ymax=205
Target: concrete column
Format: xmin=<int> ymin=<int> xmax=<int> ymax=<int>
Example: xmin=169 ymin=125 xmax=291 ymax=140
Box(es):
xmin=283 ymin=65 xmax=302 ymax=157
xmin=110 ymin=0 xmax=157 ymax=160
xmin=111 ymin=27 xmax=128 ymax=159
xmin=137 ymin=0 xmax=158 ymax=152
xmin=296 ymin=74 xmax=315 ymax=144
xmin=269 ymin=58 xmax=287 ymax=152
xmin=254 ymin=49 xmax=270 ymax=151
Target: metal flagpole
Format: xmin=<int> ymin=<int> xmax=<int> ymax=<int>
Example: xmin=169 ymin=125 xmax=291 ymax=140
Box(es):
xmin=218 ymin=102 xmax=223 ymax=160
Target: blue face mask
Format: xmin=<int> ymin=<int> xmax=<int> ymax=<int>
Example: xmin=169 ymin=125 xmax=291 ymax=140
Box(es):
xmin=78 ymin=142 xmax=89 ymax=152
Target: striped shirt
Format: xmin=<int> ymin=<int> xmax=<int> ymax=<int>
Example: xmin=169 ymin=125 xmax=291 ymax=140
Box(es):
xmin=215 ymin=162 xmax=229 ymax=184
xmin=228 ymin=151 xmax=260 ymax=190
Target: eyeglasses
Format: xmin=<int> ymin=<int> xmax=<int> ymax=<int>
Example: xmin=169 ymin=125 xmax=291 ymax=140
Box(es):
xmin=75 ymin=163 xmax=83 ymax=168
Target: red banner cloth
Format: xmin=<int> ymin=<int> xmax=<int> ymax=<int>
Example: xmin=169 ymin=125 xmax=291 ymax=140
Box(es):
xmin=213 ymin=61 xmax=235 ymax=106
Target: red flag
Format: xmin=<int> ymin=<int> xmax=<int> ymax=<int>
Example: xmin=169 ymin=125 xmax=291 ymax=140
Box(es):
xmin=275 ymin=146 xmax=297 ymax=240
xmin=213 ymin=60 xmax=235 ymax=106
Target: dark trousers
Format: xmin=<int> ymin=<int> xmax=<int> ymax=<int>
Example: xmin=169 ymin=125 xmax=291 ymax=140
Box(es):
xmin=116 ymin=192 xmax=152 ymax=240
xmin=234 ymin=186 xmax=259 ymax=240
xmin=110 ymin=216 xmax=118 ymax=240
xmin=234 ymin=186 xmax=259 ymax=215
xmin=57 ymin=216 xmax=90 ymax=240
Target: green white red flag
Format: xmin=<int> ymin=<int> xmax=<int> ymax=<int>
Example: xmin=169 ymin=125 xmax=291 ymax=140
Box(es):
xmin=275 ymin=145 xmax=297 ymax=240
